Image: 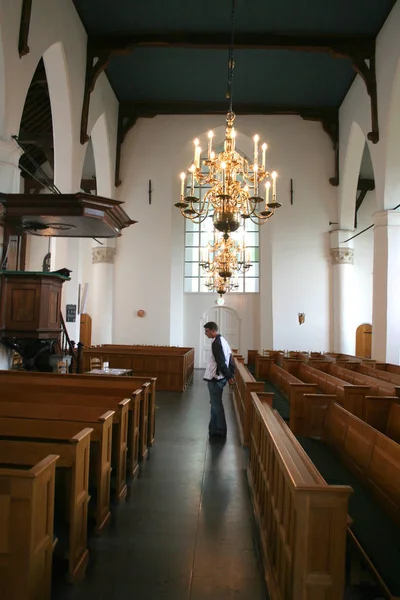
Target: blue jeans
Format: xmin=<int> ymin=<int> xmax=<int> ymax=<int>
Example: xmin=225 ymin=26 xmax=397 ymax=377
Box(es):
xmin=207 ymin=379 xmax=227 ymax=435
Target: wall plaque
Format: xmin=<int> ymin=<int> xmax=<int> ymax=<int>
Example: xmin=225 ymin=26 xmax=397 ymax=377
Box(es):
xmin=66 ymin=304 xmax=77 ymax=322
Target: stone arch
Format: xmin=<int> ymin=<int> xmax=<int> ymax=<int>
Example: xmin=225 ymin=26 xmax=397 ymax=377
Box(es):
xmin=89 ymin=113 xmax=113 ymax=198
xmin=339 ymin=121 xmax=366 ymax=230
xmin=42 ymin=42 xmax=75 ymax=192
xmin=384 ymin=55 xmax=400 ymax=208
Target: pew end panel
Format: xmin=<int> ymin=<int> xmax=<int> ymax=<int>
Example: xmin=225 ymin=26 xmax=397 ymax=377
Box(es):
xmin=290 ymin=393 xmax=336 ymax=437
xmin=0 ymin=427 xmax=93 ymax=584
xmin=62 ymin=427 xmax=93 ymax=583
xmin=363 ymin=396 xmax=396 ymax=434
xmin=113 ymin=398 xmax=130 ymax=501
xmin=386 ymin=402 xmax=400 ymax=444
xmin=0 ymin=454 xmax=59 ymax=600
xmin=256 ymin=392 xmax=274 ymax=408
xmin=138 ymin=384 xmax=149 ymax=462
xmin=340 ymin=385 xmax=370 ymax=419
xmin=254 ymin=356 xmax=273 ymax=380
xmin=287 ymin=383 xmax=318 ymax=435
xmin=129 ymin=389 xmax=141 ymax=475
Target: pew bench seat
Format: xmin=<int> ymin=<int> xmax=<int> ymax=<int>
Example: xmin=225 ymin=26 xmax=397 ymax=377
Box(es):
xmin=298 ymin=436 xmax=400 ymax=598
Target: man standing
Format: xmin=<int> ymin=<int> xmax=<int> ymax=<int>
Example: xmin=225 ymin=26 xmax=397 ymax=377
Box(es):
xmin=203 ymin=321 xmax=234 ymax=439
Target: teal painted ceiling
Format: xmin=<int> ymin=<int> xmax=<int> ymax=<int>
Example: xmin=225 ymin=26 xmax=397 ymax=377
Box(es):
xmin=73 ymin=0 xmax=397 ymax=110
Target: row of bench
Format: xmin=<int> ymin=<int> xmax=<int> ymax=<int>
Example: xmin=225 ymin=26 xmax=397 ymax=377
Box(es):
xmin=0 ymin=369 xmax=157 ymax=600
xmin=234 ymin=355 xmax=400 ymax=599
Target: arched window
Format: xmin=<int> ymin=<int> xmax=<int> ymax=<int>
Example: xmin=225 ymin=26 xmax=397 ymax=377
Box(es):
xmin=184 ymin=147 xmax=259 ymax=293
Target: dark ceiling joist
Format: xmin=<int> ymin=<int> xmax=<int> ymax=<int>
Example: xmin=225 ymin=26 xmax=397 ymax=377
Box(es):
xmin=18 ymin=0 xmax=33 ymax=57
xmin=90 ymin=32 xmax=375 ymax=55
xmin=81 ymin=32 xmax=379 ymax=147
xmin=80 ymin=42 xmax=113 ymax=144
xmin=115 ymin=101 xmax=339 ymax=187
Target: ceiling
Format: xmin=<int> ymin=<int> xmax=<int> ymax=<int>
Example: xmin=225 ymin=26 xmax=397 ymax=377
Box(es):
xmin=73 ymin=0 xmax=396 ymax=118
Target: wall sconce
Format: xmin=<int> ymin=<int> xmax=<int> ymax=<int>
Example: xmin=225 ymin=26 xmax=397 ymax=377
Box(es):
xmin=298 ymin=313 xmax=305 ymax=325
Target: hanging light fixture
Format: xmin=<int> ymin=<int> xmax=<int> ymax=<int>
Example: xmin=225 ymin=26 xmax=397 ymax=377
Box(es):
xmin=175 ymin=0 xmax=281 ymax=232
xmin=205 ymin=272 xmax=239 ymax=296
xmin=200 ymin=233 xmax=251 ymax=279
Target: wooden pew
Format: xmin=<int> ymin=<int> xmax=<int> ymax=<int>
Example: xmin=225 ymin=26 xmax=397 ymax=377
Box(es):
xmin=287 ymin=361 xmax=371 ymax=419
xmin=0 ymin=454 xmax=58 ymax=600
xmin=344 ymin=361 xmax=400 ymax=387
xmin=295 ymin=398 xmax=400 ymax=599
xmin=83 ymin=344 xmax=193 ymax=391
xmin=0 ymin=401 xmax=114 ymax=533
xmin=232 ymin=359 xmax=265 ymax=445
xmin=0 ymin=388 xmax=130 ymax=500
xmin=363 ymin=397 xmax=400 ymax=443
xmin=0 ymin=369 xmax=156 ymax=449
xmin=0 ymin=428 xmax=92 ymax=583
xmin=248 ymin=391 xmax=351 ymax=600
xmin=311 ymin=360 xmax=400 ymax=398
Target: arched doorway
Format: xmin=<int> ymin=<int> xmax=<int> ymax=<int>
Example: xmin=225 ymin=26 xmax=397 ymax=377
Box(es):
xmin=356 ymin=323 xmax=372 ymax=358
xmin=199 ymin=306 xmax=240 ymax=368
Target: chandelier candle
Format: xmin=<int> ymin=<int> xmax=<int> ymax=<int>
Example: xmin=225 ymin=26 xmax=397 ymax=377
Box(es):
xmin=174 ymin=112 xmax=281 ymax=230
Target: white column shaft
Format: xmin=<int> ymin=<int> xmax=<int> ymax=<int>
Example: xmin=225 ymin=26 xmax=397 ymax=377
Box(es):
xmin=372 ymin=211 xmax=400 ymax=363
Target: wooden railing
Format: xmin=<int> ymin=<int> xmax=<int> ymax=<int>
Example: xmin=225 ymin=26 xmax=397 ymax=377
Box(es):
xmin=58 ymin=313 xmax=82 ymax=373
xmin=231 ymin=358 xmax=267 ymax=445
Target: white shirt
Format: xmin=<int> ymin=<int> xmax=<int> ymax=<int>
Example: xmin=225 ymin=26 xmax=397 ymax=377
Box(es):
xmin=204 ymin=334 xmax=232 ymax=381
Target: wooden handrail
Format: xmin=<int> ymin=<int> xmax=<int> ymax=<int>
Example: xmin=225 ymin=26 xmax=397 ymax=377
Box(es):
xmin=59 ymin=312 xmax=79 ymax=373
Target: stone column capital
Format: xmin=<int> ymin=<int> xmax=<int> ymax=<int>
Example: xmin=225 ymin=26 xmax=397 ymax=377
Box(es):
xmin=92 ymin=246 xmax=116 ymax=264
xmin=330 ymin=247 xmax=354 ymax=265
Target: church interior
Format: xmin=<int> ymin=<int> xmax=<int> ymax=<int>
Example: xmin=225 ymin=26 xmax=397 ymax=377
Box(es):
xmin=1 ymin=0 xmax=400 ymax=599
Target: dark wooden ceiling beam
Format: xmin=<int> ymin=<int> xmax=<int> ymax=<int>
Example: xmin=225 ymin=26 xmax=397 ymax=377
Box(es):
xmin=91 ymin=32 xmax=375 ymax=55
xmin=82 ymin=32 xmax=378 ymax=146
xmin=18 ymin=0 xmax=33 ymax=57
xmin=115 ymin=101 xmax=339 ymax=187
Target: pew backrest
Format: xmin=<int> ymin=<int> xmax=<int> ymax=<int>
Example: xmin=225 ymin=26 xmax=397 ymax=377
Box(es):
xmin=324 ymin=402 xmax=400 ymax=527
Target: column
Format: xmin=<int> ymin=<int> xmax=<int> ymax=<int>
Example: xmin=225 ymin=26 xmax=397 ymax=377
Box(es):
xmin=330 ymin=230 xmax=355 ymax=354
xmin=91 ymin=244 xmax=116 ymax=345
xmin=0 ymin=139 xmax=22 ymax=368
xmin=0 ymin=139 xmax=22 ymax=193
xmin=372 ymin=210 xmax=400 ymax=363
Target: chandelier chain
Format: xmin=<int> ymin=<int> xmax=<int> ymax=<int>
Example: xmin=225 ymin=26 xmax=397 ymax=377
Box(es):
xmin=226 ymin=0 xmax=236 ymax=115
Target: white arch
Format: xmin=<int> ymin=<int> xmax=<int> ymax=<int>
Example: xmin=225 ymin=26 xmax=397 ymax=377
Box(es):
xmin=384 ymin=56 xmax=400 ymax=208
xmin=42 ymin=42 xmax=76 ymax=192
xmin=89 ymin=113 xmax=114 ymax=198
xmin=339 ymin=121 xmax=366 ymax=229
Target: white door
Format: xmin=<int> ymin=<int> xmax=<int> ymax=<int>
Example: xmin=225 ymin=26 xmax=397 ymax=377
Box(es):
xmin=199 ymin=307 xmax=240 ymax=368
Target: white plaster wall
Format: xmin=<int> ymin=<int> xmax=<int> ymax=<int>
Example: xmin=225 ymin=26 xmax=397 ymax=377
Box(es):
xmin=116 ymin=114 xmax=335 ymax=351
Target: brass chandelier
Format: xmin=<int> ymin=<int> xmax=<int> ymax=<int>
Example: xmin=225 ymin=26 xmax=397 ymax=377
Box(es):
xmin=200 ymin=234 xmax=251 ymax=280
xmin=175 ymin=1 xmax=281 ymax=233
xmin=205 ymin=272 xmax=239 ymax=296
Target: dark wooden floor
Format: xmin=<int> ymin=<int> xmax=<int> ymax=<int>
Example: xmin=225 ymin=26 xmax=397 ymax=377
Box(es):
xmin=52 ymin=370 xmax=267 ymax=600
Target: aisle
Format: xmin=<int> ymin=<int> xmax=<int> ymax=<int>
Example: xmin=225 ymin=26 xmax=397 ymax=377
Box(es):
xmin=53 ymin=370 xmax=267 ymax=600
